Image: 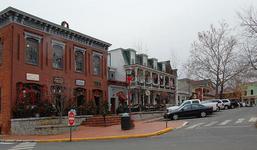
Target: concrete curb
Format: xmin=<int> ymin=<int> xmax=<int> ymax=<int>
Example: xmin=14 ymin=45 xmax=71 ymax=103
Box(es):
xmin=0 ymin=128 xmax=173 ymax=143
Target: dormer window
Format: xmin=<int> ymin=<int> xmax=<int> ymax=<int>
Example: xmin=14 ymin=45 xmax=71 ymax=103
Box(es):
xmin=162 ymin=63 xmax=166 ymax=72
xmin=130 ymin=51 xmax=135 ymax=65
xmin=153 ymin=60 xmax=157 ymax=70
xmin=143 ymin=56 xmax=147 ymax=66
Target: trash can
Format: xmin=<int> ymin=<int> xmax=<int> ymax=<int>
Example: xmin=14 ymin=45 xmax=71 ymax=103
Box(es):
xmin=121 ymin=113 xmax=131 ymax=130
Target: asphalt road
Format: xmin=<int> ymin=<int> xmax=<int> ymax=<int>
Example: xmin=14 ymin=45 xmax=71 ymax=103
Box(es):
xmin=1 ymin=106 xmax=257 ymax=150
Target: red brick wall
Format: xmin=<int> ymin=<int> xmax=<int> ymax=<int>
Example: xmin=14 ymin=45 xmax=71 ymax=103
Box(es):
xmin=0 ymin=25 xmax=12 ymax=134
xmin=0 ymin=23 xmax=109 ymax=134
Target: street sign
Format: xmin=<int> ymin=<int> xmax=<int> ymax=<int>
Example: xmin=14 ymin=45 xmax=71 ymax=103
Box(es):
xmin=68 ymin=110 xmax=76 ymax=126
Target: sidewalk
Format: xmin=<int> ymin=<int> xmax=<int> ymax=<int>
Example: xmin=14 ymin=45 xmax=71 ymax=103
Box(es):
xmin=1 ymin=120 xmax=186 ymax=142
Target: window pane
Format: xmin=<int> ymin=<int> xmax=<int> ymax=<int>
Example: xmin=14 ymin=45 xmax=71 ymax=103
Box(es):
xmin=183 ymin=105 xmax=191 ymax=110
xmin=75 ymin=50 xmax=84 ymax=72
xmin=192 ymin=105 xmax=199 ymax=109
xmin=93 ymin=54 xmax=101 ymax=75
xmin=52 ymin=44 xmax=64 ymax=69
xmin=26 ymin=37 xmax=39 ymax=65
xmin=0 ymin=38 xmax=3 ymax=64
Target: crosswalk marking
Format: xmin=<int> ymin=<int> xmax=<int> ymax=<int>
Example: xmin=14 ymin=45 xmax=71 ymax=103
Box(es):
xmin=235 ymin=118 xmax=245 ymax=124
xmin=184 ymin=116 xmax=257 ymax=129
xmin=186 ymin=123 xmax=205 ymax=129
xmin=0 ymin=142 xmax=14 ymax=145
xmin=8 ymin=142 xmax=36 ymax=150
xmin=218 ymin=120 xmax=231 ymax=125
xmin=204 ymin=121 xmax=218 ymax=127
xmin=249 ymin=117 xmax=257 ymax=123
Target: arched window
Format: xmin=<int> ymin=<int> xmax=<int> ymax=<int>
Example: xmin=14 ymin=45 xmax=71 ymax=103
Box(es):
xmin=74 ymin=48 xmax=85 ymax=72
xmin=0 ymin=37 xmax=3 ymax=64
xmin=93 ymin=53 xmax=101 ymax=76
xmin=52 ymin=41 xmax=64 ymax=69
xmin=25 ymin=37 xmax=39 ymax=65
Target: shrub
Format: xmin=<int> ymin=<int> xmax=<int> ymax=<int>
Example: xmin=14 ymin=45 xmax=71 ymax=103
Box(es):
xmin=85 ymin=100 xmax=96 ymax=115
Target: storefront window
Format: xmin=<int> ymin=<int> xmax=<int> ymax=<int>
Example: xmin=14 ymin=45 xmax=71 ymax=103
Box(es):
xmin=74 ymin=48 xmax=84 ymax=72
xmin=52 ymin=41 xmax=64 ymax=69
xmin=93 ymin=53 xmax=101 ymax=76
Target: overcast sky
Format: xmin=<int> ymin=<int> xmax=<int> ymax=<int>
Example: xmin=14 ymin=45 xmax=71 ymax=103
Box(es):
xmin=1 ymin=0 xmax=257 ymax=76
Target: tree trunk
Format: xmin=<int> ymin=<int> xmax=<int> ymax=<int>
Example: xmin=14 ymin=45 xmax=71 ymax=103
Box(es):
xmin=219 ymin=82 xmax=224 ymax=99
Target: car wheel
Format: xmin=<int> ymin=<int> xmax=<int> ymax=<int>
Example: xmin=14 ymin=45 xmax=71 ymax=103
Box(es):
xmin=173 ymin=114 xmax=179 ymax=120
xmin=225 ymin=106 xmax=228 ymax=110
xmin=231 ymin=105 xmax=234 ymax=109
xmin=217 ymin=107 xmax=220 ymax=112
xmin=200 ymin=112 xmax=207 ymax=118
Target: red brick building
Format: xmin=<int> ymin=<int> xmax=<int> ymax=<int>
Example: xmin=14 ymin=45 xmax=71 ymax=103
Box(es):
xmin=0 ymin=7 xmax=111 ymax=134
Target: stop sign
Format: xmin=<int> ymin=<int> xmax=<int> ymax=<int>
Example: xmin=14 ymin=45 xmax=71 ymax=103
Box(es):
xmin=68 ymin=110 xmax=76 ymax=126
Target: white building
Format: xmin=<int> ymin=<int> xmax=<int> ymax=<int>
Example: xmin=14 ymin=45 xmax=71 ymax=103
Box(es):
xmin=108 ymin=48 xmax=177 ymax=112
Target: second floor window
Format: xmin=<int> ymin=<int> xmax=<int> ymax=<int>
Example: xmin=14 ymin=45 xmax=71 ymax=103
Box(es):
xmin=75 ymin=48 xmax=85 ymax=72
xmin=93 ymin=53 xmax=101 ymax=76
xmin=0 ymin=37 xmax=3 ymax=64
xmin=251 ymin=89 xmax=253 ymax=95
xmin=52 ymin=41 xmax=64 ymax=69
xmin=25 ymin=37 xmax=40 ymax=65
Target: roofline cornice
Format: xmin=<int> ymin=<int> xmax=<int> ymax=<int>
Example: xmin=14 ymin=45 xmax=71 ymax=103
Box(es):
xmin=0 ymin=7 xmax=111 ymax=51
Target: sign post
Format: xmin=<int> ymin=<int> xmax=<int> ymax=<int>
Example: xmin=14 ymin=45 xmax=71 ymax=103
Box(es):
xmin=68 ymin=109 xmax=76 ymax=142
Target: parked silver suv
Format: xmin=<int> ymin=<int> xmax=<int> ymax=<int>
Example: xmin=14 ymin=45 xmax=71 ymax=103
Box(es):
xmin=221 ymin=99 xmax=231 ymax=109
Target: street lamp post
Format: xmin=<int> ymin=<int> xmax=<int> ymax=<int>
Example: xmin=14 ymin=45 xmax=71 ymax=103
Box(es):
xmin=126 ymin=67 xmax=133 ymax=114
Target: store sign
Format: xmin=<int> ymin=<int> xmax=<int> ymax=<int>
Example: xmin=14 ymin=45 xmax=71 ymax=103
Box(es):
xmin=75 ymin=80 xmax=85 ymax=86
xmin=53 ymin=77 xmax=64 ymax=84
xmin=26 ymin=73 xmax=39 ymax=81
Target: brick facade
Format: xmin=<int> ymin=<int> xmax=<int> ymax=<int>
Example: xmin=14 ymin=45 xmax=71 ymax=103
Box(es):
xmin=0 ymin=7 xmax=111 ymax=134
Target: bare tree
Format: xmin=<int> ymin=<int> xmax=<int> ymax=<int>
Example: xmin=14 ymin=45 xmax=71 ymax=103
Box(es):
xmin=51 ymin=85 xmax=67 ymax=124
xmin=187 ymin=22 xmax=246 ymax=98
xmin=238 ymin=6 xmax=257 ymax=70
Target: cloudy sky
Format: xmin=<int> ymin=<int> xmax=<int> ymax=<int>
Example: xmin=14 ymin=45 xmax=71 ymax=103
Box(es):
xmin=1 ymin=0 xmax=257 ymax=76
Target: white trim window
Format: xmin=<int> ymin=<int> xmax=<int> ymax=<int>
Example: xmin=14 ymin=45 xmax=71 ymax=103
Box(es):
xmin=52 ymin=40 xmax=65 ymax=69
xmin=74 ymin=47 xmax=85 ymax=72
xmin=92 ymin=52 xmax=102 ymax=76
xmin=25 ymin=32 xmax=42 ymax=65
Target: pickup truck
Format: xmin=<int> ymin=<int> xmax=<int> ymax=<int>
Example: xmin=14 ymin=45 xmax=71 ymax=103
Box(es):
xmin=167 ymin=99 xmax=218 ymax=113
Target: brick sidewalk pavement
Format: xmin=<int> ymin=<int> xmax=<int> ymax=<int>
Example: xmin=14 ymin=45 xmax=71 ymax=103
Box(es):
xmin=1 ymin=120 xmax=185 ymax=141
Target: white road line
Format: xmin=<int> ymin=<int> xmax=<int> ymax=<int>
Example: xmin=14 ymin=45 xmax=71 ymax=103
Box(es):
xmin=9 ymin=147 xmax=35 ymax=150
xmin=249 ymin=117 xmax=257 ymax=123
xmin=186 ymin=123 xmax=205 ymax=129
xmin=204 ymin=121 xmax=218 ymax=127
xmin=218 ymin=120 xmax=231 ymax=125
xmin=8 ymin=142 xmax=36 ymax=150
xmin=0 ymin=142 xmax=14 ymax=145
xmin=235 ymin=118 xmax=245 ymax=124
